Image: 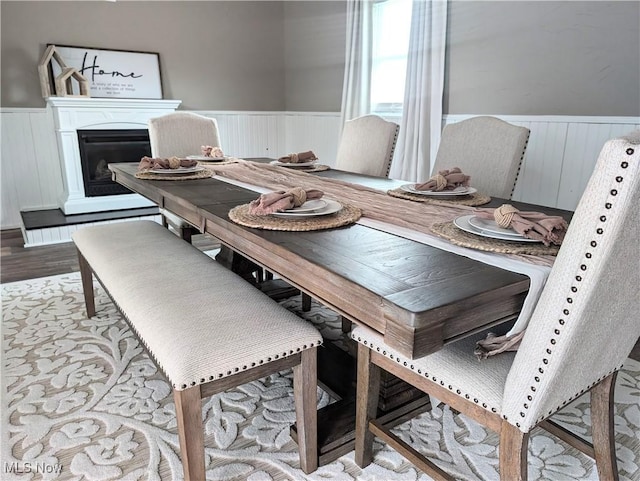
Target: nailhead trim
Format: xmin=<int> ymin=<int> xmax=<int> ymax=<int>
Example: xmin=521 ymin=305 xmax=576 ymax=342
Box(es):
xmin=517 ymin=146 xmax=630 ymax=429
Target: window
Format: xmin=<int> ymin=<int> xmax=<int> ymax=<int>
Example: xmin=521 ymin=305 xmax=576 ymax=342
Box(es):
xmin=370 ymin=0 xmax=412 ymax=114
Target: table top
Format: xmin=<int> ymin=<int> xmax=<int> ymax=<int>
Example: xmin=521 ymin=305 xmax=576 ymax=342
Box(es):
xmin=110 ymin=162 xmax=566 ymax=359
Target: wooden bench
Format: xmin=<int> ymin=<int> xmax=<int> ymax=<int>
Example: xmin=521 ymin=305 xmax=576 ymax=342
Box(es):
xmin=72 ymin=220 xmax=322 ymax=480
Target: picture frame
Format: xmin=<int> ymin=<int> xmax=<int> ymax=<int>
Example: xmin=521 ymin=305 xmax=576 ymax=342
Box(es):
xmin=49 ymin=44 xmax=163 ymax=99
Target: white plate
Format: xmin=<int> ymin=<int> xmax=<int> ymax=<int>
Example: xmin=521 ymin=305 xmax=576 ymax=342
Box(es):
xmin=272 ymin=199 xmax=342 ymax=218
xmin=283 ymin=199 xmax=327 ymax=213
xmin=270 ymin=160 xmax=317 ymax=168
xmin=147 ymin=166 xmax=205 ymax=174
xmin=187 ymin=155 xmax=226 ymax=162
xmin=400 ymin=184 xmax=477 ymax=197
xmin=454 ymin=215 xmax=541 ymax=243
xmin=467 ymin=215 xmax=523 ymax=237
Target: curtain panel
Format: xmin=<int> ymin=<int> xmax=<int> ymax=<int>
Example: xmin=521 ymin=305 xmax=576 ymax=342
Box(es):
xmin=340 ymin=0 xmax=448 ymax=182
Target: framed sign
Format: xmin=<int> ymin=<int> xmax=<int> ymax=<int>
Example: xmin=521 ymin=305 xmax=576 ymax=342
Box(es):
xmin=50 ymin=44 xmax=163 ymax=99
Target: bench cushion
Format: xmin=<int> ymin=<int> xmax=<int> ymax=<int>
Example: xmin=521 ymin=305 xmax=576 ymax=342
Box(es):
xmin=72 ymin=220 xmax=322 ymax=390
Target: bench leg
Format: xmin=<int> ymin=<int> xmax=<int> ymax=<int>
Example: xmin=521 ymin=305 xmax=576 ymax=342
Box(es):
xmin=293 ymin=347 xmax=318 ymax=474
xmin=174 ymin=386 xmax=206 ymax=481
xmin=77 ymin=250 xmax=96 ymax=318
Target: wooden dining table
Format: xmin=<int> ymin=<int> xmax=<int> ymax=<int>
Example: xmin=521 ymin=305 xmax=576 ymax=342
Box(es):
xmin=108 ymin=161 xmax=571 ymax=464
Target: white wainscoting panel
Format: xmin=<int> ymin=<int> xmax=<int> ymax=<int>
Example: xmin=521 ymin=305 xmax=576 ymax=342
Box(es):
xmin=201 ymin=112 xmax=285 ymax=159
xmin=1 ymin=109 xmax=638 ymax=233
xmin=200 ymin=111 xmax=341 ymax=166
xmin=282 ymin=112 xmax=341 ymax=167
xmin=1 ymin=109 xmax=63 ymax=227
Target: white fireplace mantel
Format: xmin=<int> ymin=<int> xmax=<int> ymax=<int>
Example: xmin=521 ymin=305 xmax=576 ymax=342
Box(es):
xmin=48 ymin=97 xmax=181 ymax=214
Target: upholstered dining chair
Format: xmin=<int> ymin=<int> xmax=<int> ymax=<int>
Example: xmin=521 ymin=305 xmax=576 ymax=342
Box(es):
xmin=353 ymin=131 xmax=640 ymax=480
xmin=432 ymin=116 xmax=530 ymax=199
xmin=148 ymin=112 xmax=222 ymax=242
xmin=335 ymin=114 xmax=400 ymax=177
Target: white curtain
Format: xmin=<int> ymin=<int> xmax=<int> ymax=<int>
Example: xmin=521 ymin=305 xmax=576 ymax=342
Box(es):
xmin=389 ymin=0 xmax=448 ymax=182
xmin=340 ymin=0 xmax=373 ymax=129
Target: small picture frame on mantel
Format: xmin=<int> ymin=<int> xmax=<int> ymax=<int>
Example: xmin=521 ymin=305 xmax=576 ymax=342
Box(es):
xmin=49 ymin=44 xmax=163 ymax=99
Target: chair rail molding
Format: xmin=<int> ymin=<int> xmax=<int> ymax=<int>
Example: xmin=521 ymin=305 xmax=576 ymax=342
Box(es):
xmin=1 ymin=108 xmax=638 ymax=233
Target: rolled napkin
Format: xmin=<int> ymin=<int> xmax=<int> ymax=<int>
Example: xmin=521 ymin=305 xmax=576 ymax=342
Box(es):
xmin=475 ymin=204 xmax=568 ymax=246
xmin=138 ymin=156 xmax=198 ymax=171
xmin=277 ymin=150 xmax=318 ymax=164
xmin=248 ymin=187 xmax=324 ymax=215
xmin=201 ymin=145 xmax=225 ymax=158
xmin=415 ymin=167 xmax=471 ymax=191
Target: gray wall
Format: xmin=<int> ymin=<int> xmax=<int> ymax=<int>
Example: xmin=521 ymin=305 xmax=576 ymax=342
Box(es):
xmin=283 ymin=1 xmax=346 ymax=112
xmin=1 ymin=1 xmax=638 ymax=116
xmin=0 ymin=1 xmax=287 ymax=110
xmin=445 ymin=1 xmax=640 ymax=116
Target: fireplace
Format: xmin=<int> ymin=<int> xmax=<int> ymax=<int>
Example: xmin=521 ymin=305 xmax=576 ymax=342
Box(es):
xmin=47 ymin=97 xmax=181 ymax=214
xmin=78 ymin=129 xmax=151 ymax=197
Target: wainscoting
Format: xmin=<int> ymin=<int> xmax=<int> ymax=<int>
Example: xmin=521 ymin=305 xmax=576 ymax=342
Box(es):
xmin=1 ymin=107 xmax=638 ymax=237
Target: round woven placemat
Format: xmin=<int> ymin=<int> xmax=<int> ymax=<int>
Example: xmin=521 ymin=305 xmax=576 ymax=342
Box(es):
xmin=196 ymin=158 xmax=238 ymax=166
xmin=135 ymin=169 xmax=213 ymax=181
xmin=431 ymin=221 xmax=560 ymax=255
xmin=295 ymin=164 xmax=331 ymax=173
xmin=387 ymin=188 xmax=491 ymax=206
xmin=229 ymin=203 xmax=361 ymax=231
xmin=274 ymin=164 xmax=331 ymax=173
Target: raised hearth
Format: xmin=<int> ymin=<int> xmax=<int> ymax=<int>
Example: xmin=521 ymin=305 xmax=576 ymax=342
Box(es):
xmin=48 ymin=97 xmax=181 ymax=214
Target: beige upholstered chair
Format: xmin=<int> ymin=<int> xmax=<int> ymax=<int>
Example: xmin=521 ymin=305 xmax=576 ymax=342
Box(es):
xmin=353 ymin=131 xmax=640 ymax=480
xmin=148 ymin=112 xmax=222 ymax=242
xmin=432 ymin=116 xmax=530 ymax=199
xmin=335 ymin=114 xmax=399 ymax=177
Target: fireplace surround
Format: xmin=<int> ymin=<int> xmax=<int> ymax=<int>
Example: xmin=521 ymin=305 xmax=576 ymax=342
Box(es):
xmin=48 ymin=97 xmax=181 ymax=214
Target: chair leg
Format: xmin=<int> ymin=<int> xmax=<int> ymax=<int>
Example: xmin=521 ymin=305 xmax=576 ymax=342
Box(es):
xmin=355 ymin=343 xmax=381 ymax=468
xmin=499 ymin=422 xmax=529 ymax=481
xmin=591 ymin=372 xmax=620 ymax=481
xmin=77 ymin=251 xmax=96 ymax=318
xmin=302 ymin=293 xmax=312 ymax=312
xmin=174 ymin=386 xmax=205 ymax=481
xmin=341 ymin=316 xmax=352 ymax=334
xmin=293 ymin=347 xmax=318 ymax=474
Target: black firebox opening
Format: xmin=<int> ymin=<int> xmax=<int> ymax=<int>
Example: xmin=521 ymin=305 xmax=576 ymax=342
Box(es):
xmin=78 ymin=129 xmax=151 ymax=197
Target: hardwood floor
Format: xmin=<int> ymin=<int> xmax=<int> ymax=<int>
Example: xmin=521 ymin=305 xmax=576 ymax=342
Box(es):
xmin=2 ymin=228 xmax=639 ymax=362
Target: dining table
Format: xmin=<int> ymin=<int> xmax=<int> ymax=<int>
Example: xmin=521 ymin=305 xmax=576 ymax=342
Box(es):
xmin=108 ymin=159 xmax=572 ymax=464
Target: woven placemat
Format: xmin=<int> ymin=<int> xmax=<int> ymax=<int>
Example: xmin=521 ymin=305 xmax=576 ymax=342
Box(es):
xmin=295 ymin=164 xmax=331 ymax=173
xmin=229 ymin=203 xmax=361 ymax=231
xmin=431 ymin=221 xmax=560 ymax=255
xmin=197 ymin=158 xmax=239 ymax=166
xmin=387 ymin=188 xmax=492 ymax=206
xmin=134 ymin=169 xmax=213 ymax=181
xmin=274 ymin=164 xmax=331 ymax=173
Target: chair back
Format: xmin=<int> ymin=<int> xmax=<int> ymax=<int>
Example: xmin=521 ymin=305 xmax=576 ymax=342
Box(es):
xmin=335 ymin=115 xmax=399 ymax=177
xmin=432 ymin=116 xmax=529 ymax=198
xmin=503 ymin=131 xmax=640 ymax=431
xmin=148 ymin=112 xmax=221 ymax=158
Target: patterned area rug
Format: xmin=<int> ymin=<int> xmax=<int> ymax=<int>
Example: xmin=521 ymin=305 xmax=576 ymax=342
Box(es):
xmin=2 ymin=273 xmax=639 ymax=481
